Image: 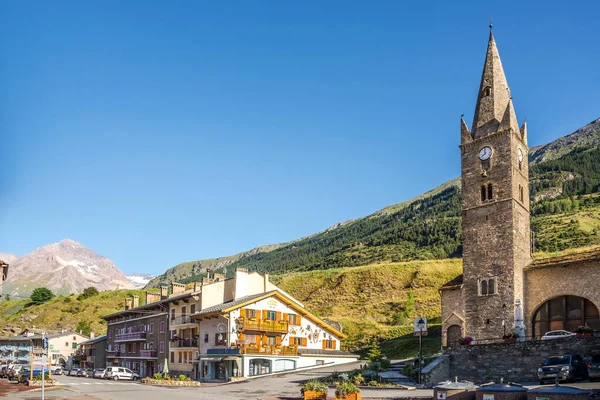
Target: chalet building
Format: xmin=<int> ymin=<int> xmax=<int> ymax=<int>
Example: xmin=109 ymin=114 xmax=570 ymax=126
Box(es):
xmin=0 ymin=331 xmax=88 ymax=366
xmin=74 ymin=335 xmax=107 ymax=370
xmin=102 ymin=292 xmax=169 ymax=378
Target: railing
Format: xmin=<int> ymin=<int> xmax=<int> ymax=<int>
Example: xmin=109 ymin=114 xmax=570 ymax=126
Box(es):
xmin=170 ymin=316 xmax=194 ymax=326
xmin=114 ymin=332 xmax=147 ymax=342
xmin=140 ymin=350 xmax=157 ymax=358
xmin=106 ymin=351 xmax=121 ymax=357
xmin=170 ymin=339 xmax=198 ymax=348
xmin=240 ymin=344 xmax=298 ymax=356
xmin=237 ymin=318 xmax=289 ymax=333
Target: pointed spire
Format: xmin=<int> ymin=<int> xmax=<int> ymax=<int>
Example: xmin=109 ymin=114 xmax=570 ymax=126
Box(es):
xmin=499 ymin=98 xmax=519 ymax=133
xmin=520 ymin=120 xmax=528 ymax=144
xmin=461 ymin=115 xmax=472 ymax=144
xmin=471 ymin=30 xmax=512 ymax=139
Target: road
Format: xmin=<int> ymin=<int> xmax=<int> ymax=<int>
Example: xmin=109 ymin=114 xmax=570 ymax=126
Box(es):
xmin=3 ymin=362 xmax=433 ymax=400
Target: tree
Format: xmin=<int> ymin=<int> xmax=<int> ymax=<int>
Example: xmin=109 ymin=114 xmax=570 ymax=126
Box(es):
xmin=75 ymin=320 xmax=92 ymax=337
xmin=30 ymin=287 xmax=54 ymax=305
xmin=367 ymin=344 xmax=383 ymax=363
xmin=78 ymin=286 xmax=99 ymax=300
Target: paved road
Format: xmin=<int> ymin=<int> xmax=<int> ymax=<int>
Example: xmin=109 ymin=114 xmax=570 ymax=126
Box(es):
xmin=4 ymin=362 xmax=432 ymax=400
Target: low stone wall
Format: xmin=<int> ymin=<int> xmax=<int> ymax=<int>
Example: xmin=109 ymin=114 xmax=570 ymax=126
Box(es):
xmin=422 ymin=355 xmax=450 ymax=387
xmin=140 ymin=378 xmax=201 ymax=387
xmin=27 ymin=379 xmax=59 ymax=386
xmin=446 ymin=337 xmax=600 ymax=384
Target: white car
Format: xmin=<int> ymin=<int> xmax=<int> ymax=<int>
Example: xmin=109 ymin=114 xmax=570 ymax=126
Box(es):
xmin=541 ymin=330 xmax=577 ymax=340
xmin=104 ymin=366 xmax=139 ymax=381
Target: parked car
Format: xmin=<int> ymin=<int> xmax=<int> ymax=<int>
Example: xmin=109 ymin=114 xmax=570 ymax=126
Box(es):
xmin=104 ymin=366 xmax=139 ymax=381
xmin=76 ymin=368 xmax=89 ymax=377
xmin=0 ymin=365 xmax=8 ymax=378
xmin=68 ymin=368 xmax=80 ymax=376
xmin=8 ymin=364 xmax=26 ymax=381
xmin=51 ymin=366 xmax=63 ymax=375
xmin=538 ymin=354 xmax=587 ymax=384
xmin=18 ymin=368 xmax=49 ymax=385
xmin=541 ymin=330 xmax=577 ymax=340
xmin=92 ymin=368 xmax=106 ymax=379
xmin=587 ymin=354 xmax=600 ymax=382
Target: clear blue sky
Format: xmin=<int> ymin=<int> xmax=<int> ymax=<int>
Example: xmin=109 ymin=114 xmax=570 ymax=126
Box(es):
xmin=1 ymin=1 xmax=599 ymax=275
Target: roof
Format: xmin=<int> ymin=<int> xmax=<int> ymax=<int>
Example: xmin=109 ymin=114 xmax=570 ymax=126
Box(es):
xmin=192 ymin=290 xmax=348 ymax=339
xmin=101 ymin=299 xmax=168 ymax=320
xmin=528 ymin=248 xmax=600 ymax=270
xmin=0 ymin=332 xmax=87 ymax=342
xmin=298 ymin=348 xmax=359 ymax=358
xmin=78 ymin=335 xmax=107 ymax=346
xmin=0 ymin=260 xmax=8 ymax=265
xmin=440 ymin=274 xmax=463 ymax=290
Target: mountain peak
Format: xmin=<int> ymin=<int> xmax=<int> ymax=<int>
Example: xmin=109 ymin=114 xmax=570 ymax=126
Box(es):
xmin=57 ymin=238 xmax=84 ymax=247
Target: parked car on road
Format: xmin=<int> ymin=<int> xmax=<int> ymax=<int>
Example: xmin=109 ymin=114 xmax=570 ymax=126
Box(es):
xmin=8 ymin=364 xmax=26 ymax=381
xmin=541 ymin=330 xmax=577 ymax=340
xmin=92 ymin=368 xmax=106 ymax=379
xmin=76 ymin=368 xmax=90 ymax=377
xmin=51 ymin=366 xmax=63 ymax=375
xmin=587 ymin=354 xmax=600 ymax=382
xmin=104 ymin=366 xmax=139 ymax=380
xmin=538 ymin=354 xmax=587 ymax=384
xmin=0 ymin=365 xmax=8 ymax=378
xmin=18 ymin=368 xmax=50 ymax=385
xmin=68 ymin=368 xmax=80 ymax=376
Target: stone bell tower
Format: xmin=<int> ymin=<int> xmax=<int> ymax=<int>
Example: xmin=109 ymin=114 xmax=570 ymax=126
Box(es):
xmin=459 ymin=27 xmax=531 ymax=340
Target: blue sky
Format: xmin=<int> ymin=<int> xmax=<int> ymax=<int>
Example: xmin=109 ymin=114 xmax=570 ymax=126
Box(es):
xmin=1 ymin=1 xmax=599 ymax=275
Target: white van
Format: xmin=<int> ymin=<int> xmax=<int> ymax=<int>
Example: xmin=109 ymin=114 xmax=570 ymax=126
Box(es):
xmin=104 ymin=366 xmax=139 ymax=381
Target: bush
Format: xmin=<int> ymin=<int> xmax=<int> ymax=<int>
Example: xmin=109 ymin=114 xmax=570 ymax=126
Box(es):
xmin=303 ymin=380 xmax=328 ymax=392
xmin=352 ymin=373 xmax=365 ymax=386
xmin=368 ymin=380 xmax=379 ymax=386
xmin=335 ymin=382 xmax=359 ymax=398
xmin=30 ymin=287 xmax=54 ymax=305
xmin=178 ymin=374 xmax=186 ymax=381
xmin=152 ymin=373 xmax=163 ymax=380
xmin=78 ymin=287 xmax=99 ymax=301
xmin=380 ymin=358 xmax=391 ymax=370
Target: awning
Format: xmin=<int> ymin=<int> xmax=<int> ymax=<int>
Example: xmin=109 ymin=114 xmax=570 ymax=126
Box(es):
xmin=198 ymin=355 xmax=223 ymax=362
xmin=222 ymin=356 xmax=241 ymax=361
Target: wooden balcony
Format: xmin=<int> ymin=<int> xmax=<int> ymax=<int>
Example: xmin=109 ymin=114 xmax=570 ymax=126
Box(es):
xmin=240 ymin=344 xmax=298 ymax=356
xmin=237 ymin=318 xmax=288 ymax=333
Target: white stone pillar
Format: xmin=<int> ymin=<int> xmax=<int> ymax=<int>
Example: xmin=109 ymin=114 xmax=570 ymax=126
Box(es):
xmin=512 ymin=298 xmax=526 ymax=341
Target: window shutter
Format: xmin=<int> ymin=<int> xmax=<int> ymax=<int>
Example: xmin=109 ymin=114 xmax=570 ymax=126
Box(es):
xmin=297 ymin=315 xmax=302 ymax=326
xmin=276 ymin=336 xmax=282 ymax=345
xmin=302 ymin=337 xmax=307 ymax=346
xmin=239 ymin=333 xmax=245 ymax=341
xmin=283 ymin=313 xmax=288 ymax=322
xmin=332 ymin=340 xmax=337 ymax=349
xmin=276 ymin=312 xmax=282 ymax=321
xmin=262 ymin=335 xmax=267 ymax=345
xmin=322 ymin=340 xmax=327 ymax=349
xmin=256 ymin=335 xmax=260 ymax=345
xmin=262 ymin=310 xmax=268 ymax=320
xmin=240 ymin=308 xmax=246 ymax=318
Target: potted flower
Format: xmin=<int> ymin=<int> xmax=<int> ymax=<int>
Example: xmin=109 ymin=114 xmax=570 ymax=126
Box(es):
xmin=503 ymin=330 xmax=519 ymax=343
xmin=301 ymin=380 xmax=328 ymax=400
xmin=335 ymin=382 xmax=361 ymax=400
xmin=575 ymin=324 xmax=593 ymax=337
xmin=457 ymin=336 xmax=473 ymax=346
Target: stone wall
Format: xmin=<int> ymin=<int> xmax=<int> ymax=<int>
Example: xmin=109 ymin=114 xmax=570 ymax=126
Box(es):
xmin=445 ymin=337 xmax=600 ymax=384
xmin=422 ymin=355 xmax=450 ymax=387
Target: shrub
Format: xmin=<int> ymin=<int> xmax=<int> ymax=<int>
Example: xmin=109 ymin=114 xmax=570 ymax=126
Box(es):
xmin=368 ymin=380 xmax=379 ymax=386
xmin=78 ymin=287 xmax=99 ymax=301
xmin=380 ymin=358 xmax=391 ymax=370
xmin=335 ymin=382 xmax=359 ymax=398
xmin=30 ymin=287 xmax=54 ymax=305
xmin=152 ymin=373 xmax=163 ymax=380
xmin=178 ymin=374 xmax=186 ymax=381
xmin=339 ymin=373 xmax=349 ymax=382
xmin=303 ymin=380 xmax=328 ymax=392
xmin=367 ymin=344 xmax=383 ymax=363
xmin=352 ymin=373 xmax=365 ymax=386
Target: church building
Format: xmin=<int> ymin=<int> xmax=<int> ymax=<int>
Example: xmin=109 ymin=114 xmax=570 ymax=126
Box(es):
xmin=440 ymin=27 xmax=600 ymax=346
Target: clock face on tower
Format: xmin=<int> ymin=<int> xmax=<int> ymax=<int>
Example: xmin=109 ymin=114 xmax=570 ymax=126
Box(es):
xmin=518 ymin=148 xmax=523 ymax=163
xmin=479 ymin=146 xmax=492 ymax=161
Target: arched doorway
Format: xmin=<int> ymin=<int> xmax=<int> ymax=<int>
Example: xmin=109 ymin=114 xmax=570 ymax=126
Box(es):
xmin=532 ymin=295 xmax=599 ymax=338
xmin=447 ymin=325 xmax=462 ymax=347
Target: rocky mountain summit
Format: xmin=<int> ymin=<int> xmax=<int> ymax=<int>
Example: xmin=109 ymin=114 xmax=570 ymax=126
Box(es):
xmin=1 ymin=239 xmax=135 ymax=297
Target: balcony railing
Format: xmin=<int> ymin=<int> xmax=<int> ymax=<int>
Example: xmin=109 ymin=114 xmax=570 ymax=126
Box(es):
xmin=114 ymin=332 xmax=147 ymax=342
xmin=139 ymin=350 xmax=157 ymax=358
xmin=237 ymin=318 xmax=288 ymax=333
xmin=106 ymin=351 xmax=121 ymax=357
xmin=239 ymin=344 xmax=298 ymax=356
xmin=170 ymin=339 xmax=198 ymax=348
xmin=170 ymin=316 xmax=194 ymax=326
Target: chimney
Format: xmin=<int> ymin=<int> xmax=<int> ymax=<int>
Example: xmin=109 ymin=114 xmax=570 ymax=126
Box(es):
xmin=90 ymin=332 xmax=95 ymax=339
xmin=146 ymin=291 xmax=161 ymax=304
xmin=171 ymin=282 xmax=186 ymax=296
xmin=213 ymin=273 xmax=225 ymax=282
xmin=264 ymin=273 xmax=269 ymax=293
xmin=193 ymin=282 xmax=202 ymax=292
xmin=125 ymin=298 xmax=132 ymax=310
xmin=160 ymin=286 xmax=169 ymax=299
xmin=132 ymin=295 xmax=140 ymax=308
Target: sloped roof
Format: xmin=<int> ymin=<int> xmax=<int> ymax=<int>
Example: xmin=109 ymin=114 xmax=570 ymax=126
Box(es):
xmin=78 ymin=335 xmax=107 ymax=346
xmin=192 ymin=291 xmax=276 ymax=315
xmin=440 ymin=274 xmax=463 ymax=290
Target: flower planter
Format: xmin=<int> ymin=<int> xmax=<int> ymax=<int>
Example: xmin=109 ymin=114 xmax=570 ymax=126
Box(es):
xmin=303 ymin=390 xmax=327 ymax=400
xmin=576 ymin=333 xmax=592 ymax=337
xmin=140 ymin=378 xmax=201 ymax=387
xmin=28 ymin=379 xmax=59 ymax=386
xmin=503 ymin=338 xmax=517 ymax=343
xmin=336 ymin=393 xmax=362 ymax=400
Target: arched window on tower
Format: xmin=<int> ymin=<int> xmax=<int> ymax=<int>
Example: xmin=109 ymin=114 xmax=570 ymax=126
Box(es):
xmin=483 ymin=86 xmax=492 ymax=97
xmin=481 ymin=186 xmax=487 ymax=201
xmin=488 ymin=279 xmax=495 ymax=295
xmin=480 ymin=280 xmax=488 ymax=296
xmin=487 ymin=184 xmax=493 ymax=200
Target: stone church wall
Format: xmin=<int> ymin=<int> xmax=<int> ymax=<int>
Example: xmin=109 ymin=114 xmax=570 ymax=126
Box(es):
xmin=445 ymin=337 xmax=600 ymax=383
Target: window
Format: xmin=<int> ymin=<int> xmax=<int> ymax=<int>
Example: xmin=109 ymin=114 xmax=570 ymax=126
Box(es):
xmin=267 ymin=336 xmax=277 ymax=345
xmin=479 ymin=278 xmax=496 ymax=296
xmin=171 ymin=309 xmax=175 ymax=320
xmin=481 ymin=186 xmax=487 ymax=201
xmin=287 ymin=314 xmax=299 ymax=325
xmin=245 ymin=309 xmax=256 ymax=318
xmin=488 ymin=279 xmax=495 ymax=295
xmin=65 ymin=342 xmax=69 ymax=347
xmin=149 ymin=323 xmax=154 ymax=334
xmin=481 ymin=280 xmax=488 ymax=295
xmin=266 ymin=311 xmax=276 ymax=320
xmin=181 ymin=306 xmax=186 ymax=318
xmin=323 ymin=340 xmax=336 ymax=349
xmin=519 ymin=185 xmax=524 ymax=202
xmin=178 ymin=352 xmax=182 ymax=363
xmin=190 ymin=304 xmax=196 ymax=314
xmin=133 ymin=343 xmax=137 ymax=353
xmin=189 ymin=351 xmax=193 ymax=363
xmin=72 ymin=342 xmax=77 ymax=349
xmin=289 ymin=337 xmax=303 ymax=346
xmin=170 ymin=352 xmax=174 ymax=364
xmin=483 ymin=86 xmax=492 ymax=97
xmin=160 ymin=321 xmax=165 ymax=333
xmin=183 ymin=352 xmax=188 ymax=363
xmin=487 ymin=184 xmax=493 ymax=200
xmin=519 ymin=160 xmax=522 ymax=170
xmin=108 ymin=329 xmax=112 ymax=338
xmin=215 ymin=333 xmax=225 ymax=346
xmin=73 ymin=336 xmax=76 ymax=341
xmin=159 ymin=341 xmax=164 ymax=354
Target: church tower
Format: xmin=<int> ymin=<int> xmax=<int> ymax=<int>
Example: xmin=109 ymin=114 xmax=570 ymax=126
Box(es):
xmin=460 ymin=28 xmax=531 ymax=340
